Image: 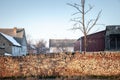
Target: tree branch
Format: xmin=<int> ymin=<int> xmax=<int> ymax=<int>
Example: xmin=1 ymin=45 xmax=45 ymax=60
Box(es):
xmin=71 ymin=23 xmax=84 ymax=33
xmin=87 ymin=10 xmax=102 ymax=34
xmin=74 ymin=3 xmax=82 ymax=7
xmin=72 ymin=12 xmax=81 ymax=16
xmin=67 ymin=3 xmax=83 ymax=14
xmin=86 ymin=19 xmax=94 ymax=31
xmin=71 ymin=19 xmax=83 ymax=26
xmin=71 ymin=17 xmax=82 ymax=20
xmin=85 ymin=4 xmax=94 ymax=14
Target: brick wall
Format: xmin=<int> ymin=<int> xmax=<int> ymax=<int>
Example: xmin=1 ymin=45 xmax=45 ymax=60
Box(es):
xmin=0 ymin=52 xmax=120 ymax=78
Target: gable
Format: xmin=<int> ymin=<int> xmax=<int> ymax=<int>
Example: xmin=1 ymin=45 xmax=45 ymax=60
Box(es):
xmin=0 ymin=32 xmax=21 ymax=47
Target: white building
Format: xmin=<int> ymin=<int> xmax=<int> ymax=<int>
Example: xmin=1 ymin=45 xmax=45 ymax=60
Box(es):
xmin=49 ymin=39 xmax=76 ymax=53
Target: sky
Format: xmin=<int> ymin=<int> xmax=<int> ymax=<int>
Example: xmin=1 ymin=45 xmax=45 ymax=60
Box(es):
xmin=0 ymin=0 xmax=120 ymax=45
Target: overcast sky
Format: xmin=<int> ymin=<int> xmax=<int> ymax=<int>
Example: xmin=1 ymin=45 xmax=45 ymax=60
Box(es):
xmin=0 ymin=0 xmax=120 ymax=44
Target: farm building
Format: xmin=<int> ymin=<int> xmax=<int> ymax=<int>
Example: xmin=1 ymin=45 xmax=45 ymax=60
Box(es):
xmin=74 ymin=25 xmax=120 ymax=52
xmin=0 ymin=27 xmax=27 ymax=56
xmin=49 ymin=39 xmax=76 ymax=53
xmin=27 ymin=44 xmax=37 ymax=54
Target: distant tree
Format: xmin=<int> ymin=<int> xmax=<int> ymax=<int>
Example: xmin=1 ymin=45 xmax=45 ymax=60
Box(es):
xmin=68 ymin=0 xmax=102 ymax=53
xmin=26 ymin=34 xmax=34 ymax=53
xmin=26 ymin=34 xmax=33 ymax=44
xmin=35 ymin=39 xmax=47 ymax=53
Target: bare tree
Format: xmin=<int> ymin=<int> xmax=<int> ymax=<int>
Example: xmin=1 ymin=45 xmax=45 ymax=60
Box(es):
xmin=35 ymin=39 xmax=47 ymax=53
xmin=67 ymin=0 xmax=102 ymax=53
xmin=26 ymin=34 xmax=34 ymax=53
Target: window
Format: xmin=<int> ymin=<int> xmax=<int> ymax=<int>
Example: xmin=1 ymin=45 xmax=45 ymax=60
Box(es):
xmin=110 ymin=34 xmax=120 ymax=50
xmin=9 ymin=43 xmax=12 ymax=46
xmin=117 ymin=37 xmax=120 ymax=49
xmin=3 ymin=43 xmax=5 ymax=46
xmin=110 ymin=37 xmax=115 ymax=49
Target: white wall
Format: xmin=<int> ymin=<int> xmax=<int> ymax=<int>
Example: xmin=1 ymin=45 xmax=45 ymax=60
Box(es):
xmin=50 ymin=47 xmax=74 ymax=53
xmin=12 ymin=46 xmax=21 ymax=56
xmin=21 ymin=46 xmax=27 ymax=55
xmin=12 ymin=46 xmax=27 ymax=56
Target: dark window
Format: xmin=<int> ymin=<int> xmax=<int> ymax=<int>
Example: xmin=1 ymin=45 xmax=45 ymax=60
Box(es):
xmin=3 ymin=43 xmax=5 ymax=46
xmin=117 ymin=37 xmax=120 ymax=49
xmin=9 ymin=43 xmax=12 ymax=46
xmin=110 ymin=38 xmax=115 ymax=49
xmin=110 ymin=34 xmax=120 ymax=50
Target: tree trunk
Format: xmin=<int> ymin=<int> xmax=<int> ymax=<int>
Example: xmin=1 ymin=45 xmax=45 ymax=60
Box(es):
xmin=82 ymin=0 xmax=86 ymax=54
xmin=84 ymin=34 xmax=87 ymax=54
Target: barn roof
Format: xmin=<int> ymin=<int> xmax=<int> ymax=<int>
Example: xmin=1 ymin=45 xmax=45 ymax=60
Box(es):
xmin=77 ymin=30 xmax=106 ymax=40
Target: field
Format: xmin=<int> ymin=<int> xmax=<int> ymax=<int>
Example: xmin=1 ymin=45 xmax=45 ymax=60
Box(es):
xmin=0 ymin=52 xmax=120 ymax=80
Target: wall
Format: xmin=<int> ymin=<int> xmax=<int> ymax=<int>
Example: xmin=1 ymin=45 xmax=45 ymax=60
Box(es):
xmin=74 ymin=31 xmax=105 ymax=52
xmin=0 ymin=52 xmax=120 ymax=78
xmin=105 ymin=25 xmax=120 ymax=50
xmin=74 ymin=40 xmax=80 ymax=51
xmin=12 ymin=46 xmax=21 ymax=56
xmin=0 ymin=34 xmax=12 ymax=55
xmin=50 ymin=47 xmax=74 ymax=53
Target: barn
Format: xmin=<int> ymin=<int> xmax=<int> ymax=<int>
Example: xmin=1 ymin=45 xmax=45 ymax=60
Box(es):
xmin=74 ymin=25 xmax=120 ymax=52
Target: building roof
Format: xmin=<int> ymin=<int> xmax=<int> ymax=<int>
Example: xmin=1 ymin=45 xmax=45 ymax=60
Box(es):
xmin=0 ymin=27 xmax=24 ymax=38
xmin=106 ymin=25 xmax=120 ymax=36
xmin=78 ymin=30 xmax=106 ymax=40
xmin=30 ymin=44 xmax=36 ymax=49
xmin=0 ymin=32 xmax=21 ymax=46
xmin=0 ymin=27 xmax=26 ymax=45
xmin=49 ymin=39 xmax=76 ymax=47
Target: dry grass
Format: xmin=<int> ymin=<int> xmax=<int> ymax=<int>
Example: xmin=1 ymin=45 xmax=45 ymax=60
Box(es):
xmin=0 ymin=52 xmax=120 ymax=78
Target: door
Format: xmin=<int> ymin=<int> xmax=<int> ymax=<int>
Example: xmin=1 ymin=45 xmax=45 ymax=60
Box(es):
xmin=110 ymin=34 xmax=120 ymax=50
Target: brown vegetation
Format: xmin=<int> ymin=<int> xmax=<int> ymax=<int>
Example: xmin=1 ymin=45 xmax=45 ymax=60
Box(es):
xmin=0 ymin=52 xmax=120 ymax=78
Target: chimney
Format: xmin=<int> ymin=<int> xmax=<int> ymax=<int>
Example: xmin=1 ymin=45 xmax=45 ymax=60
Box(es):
xmin=13 ymin=27 xmax=17 ymax=36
